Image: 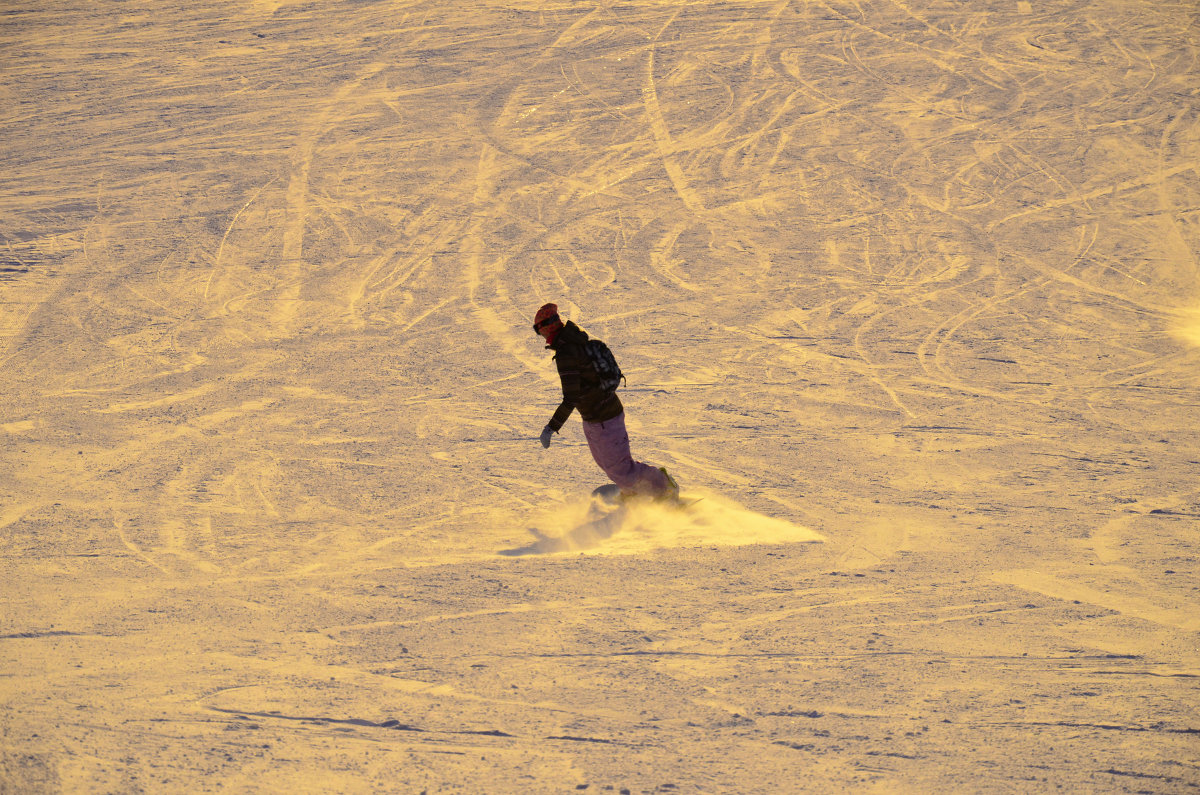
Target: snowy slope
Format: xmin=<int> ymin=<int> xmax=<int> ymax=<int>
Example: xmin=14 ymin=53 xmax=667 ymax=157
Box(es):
xmin=1 ymin=0 xmax=1198 ymax=791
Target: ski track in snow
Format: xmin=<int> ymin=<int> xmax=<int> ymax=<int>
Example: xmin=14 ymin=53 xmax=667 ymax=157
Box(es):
xmin=1 ymin=0 xmax=1198 ymax=791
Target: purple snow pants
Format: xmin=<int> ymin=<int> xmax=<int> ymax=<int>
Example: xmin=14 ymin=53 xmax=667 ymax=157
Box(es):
xmin=582 ymin=412 xmax=668 ymax=496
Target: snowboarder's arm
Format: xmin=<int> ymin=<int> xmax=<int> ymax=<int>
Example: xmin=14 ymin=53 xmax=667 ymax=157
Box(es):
xmin=548 ymin=354 xmax=583 ymax=432
xmin=548 ymin=399 xmax=574 ymax=432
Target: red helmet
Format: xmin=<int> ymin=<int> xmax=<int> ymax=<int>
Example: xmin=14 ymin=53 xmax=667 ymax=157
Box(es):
xmin=532 ymin=303 xmax=561 ymax=333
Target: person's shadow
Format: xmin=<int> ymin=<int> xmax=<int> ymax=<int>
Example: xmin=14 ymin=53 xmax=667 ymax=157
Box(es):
xmin=498 ymin=486 xmax=625 ymax=556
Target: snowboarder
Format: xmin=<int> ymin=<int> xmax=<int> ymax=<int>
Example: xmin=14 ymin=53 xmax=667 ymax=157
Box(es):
xmin=533 ymin=303 xmax=679 ymax=501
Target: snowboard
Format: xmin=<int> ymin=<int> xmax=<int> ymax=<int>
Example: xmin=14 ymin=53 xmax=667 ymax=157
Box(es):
xmin=590 ymin=483 xmax=700 ymax=510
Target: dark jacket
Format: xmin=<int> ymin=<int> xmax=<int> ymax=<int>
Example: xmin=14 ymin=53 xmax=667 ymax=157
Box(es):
xmin=547 ymin=321 xmax=623 ymax=431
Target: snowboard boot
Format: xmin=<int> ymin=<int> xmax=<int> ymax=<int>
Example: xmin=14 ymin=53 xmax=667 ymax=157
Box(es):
xmin=657 ymin=467 xmax=680 ymax=503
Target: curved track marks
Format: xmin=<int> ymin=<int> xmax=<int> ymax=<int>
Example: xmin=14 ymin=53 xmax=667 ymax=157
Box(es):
xmin=4 ymin=4 xmax=1200 ymax=790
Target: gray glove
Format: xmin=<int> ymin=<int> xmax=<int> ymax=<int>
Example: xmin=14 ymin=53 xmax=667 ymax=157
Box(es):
xmin=539 ymin=425 xmax=554 ymax=448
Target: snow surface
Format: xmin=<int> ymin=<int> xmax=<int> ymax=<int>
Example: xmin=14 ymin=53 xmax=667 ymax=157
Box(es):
xmin=1 ymin=0 xmax=1198 ymax=791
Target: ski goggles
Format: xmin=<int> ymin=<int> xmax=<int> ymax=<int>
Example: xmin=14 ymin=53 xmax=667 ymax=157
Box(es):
xmin=533 ymin=314 xmax=560 ymax=333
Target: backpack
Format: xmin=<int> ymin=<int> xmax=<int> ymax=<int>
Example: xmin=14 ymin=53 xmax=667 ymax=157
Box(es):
xmin=583 ymin=338 xmax=625 ymax=393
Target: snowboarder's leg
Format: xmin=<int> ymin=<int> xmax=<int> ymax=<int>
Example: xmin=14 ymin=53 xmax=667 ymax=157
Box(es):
xmin=582 ymin=412 xmax=671 ymax=498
